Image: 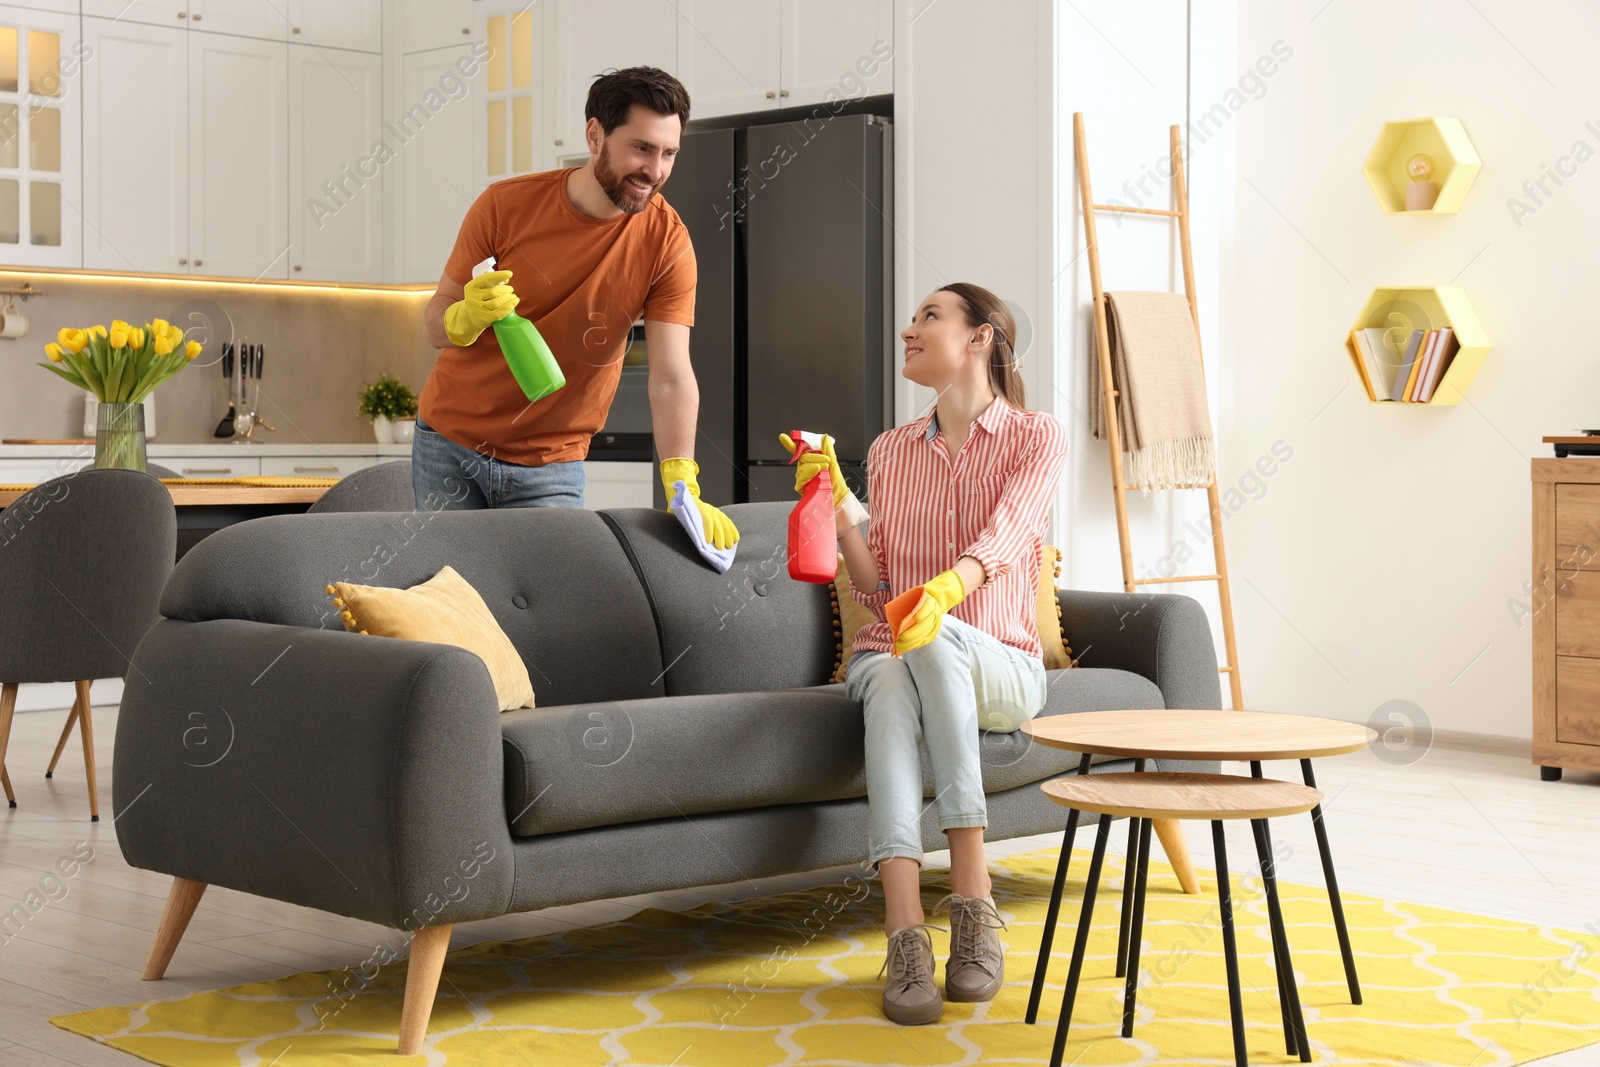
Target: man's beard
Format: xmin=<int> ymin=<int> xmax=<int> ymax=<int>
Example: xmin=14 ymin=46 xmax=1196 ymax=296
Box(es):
xmin=594 ymin=143 xmax=659 ymax=215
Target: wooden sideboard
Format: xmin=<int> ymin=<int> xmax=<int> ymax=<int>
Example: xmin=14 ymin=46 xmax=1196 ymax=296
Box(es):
xmin=1532 ymin=457 xmax=1600 ymax=779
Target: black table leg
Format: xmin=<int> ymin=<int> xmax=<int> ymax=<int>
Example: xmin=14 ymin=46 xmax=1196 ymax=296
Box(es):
xmin=1212 ymin=820 xmax=1248 ymax=1067
xmin=1254 ymin=818 xmax=1311 ymax=1063
xmin=1050 ymin=813 xmax=1113 ymax=1067
xmin=1120 ymin=817 xmax=1153 ymax=1037
xmin=1115 ymin=758 xmax=1148 ymax=979
xmin=1250 ymin=762 xmax=1297 ymax=1053
xmin=1028 ymin=752 xmax=1093 ymax=1025
xmin=1301 ymin=758 xmax=1362 ymax=1004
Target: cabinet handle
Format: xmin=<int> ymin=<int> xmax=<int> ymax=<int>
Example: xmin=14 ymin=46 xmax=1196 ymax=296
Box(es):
xmin=554 ymin=138 xmax=563 ymax=146
xmin=191 ymin=12 xmax=201 ymax=20
xmin=294 ymin=466 xmax=340 ymax=473
xmin=293 ymin=265 xmax=302 ymax=271
xmin=779 ymin=89 xmax=789 ymax=97
xmin=177 ymin=10 xmax=186 ymax=18
xmin=461 ymin=27 xmax=469 ymax=34
xmin=194 ymin=258 xmax=202 ymax=266
xmin=292 ymin=26 xmax=300 ymax=33
xmin=765 ymin=91 xmax=775 ymax=99
xmin=178 ymin=258 xmax=187 ymax=265
xmin=182 ymin=467 xmax=232 ymax=475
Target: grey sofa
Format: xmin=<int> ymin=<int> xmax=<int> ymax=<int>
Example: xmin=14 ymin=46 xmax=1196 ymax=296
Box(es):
xmin=113 ymin=500 xmax=1222 ymax=1054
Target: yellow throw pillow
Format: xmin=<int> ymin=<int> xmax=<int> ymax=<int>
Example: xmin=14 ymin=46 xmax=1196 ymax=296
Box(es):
xmin=830 ymin=546 xmax=1074 ymax=683
xmin=326 ymin=565 xmax=535 ymax=712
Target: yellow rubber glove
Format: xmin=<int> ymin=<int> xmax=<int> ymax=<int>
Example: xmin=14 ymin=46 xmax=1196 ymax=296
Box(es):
xmin=443 ymin=269 xmax=518 ymax=347
xmin=888 ymin=569 xmax=968 ymax=656
xmin=660 ymin=457 xmax=740 ymax=549
xmin=778 ymin=431 xmax=850 ymax=507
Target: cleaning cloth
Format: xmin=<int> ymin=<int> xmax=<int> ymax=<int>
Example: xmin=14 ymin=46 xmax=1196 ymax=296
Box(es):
xmin=670 ymin=479 xmax=737 ymax=574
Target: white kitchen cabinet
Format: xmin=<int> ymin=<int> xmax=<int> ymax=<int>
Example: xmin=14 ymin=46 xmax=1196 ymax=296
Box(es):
xmin=82 ymin=17 xmax=189 ymax=273
xmin=168 ymin=455 xmax=261 ymax=478
xmin=473 ymin=1 xmax=547 ymax=192
xmin=0 ymin=4 xmax=81 ymax=268
xmin=550 ymin=0 xmax=676 ymax=162
xmin=81 ymin=0 xmax=190 ymax=28
xmin=259 ymin=454 xmax=377 ymax=478
xmin=289 ymin=0 xmax=381 ymax=54
xmin=188 ymin=32 xmax=289 ymax=279
xmin=674 ymin=0 xmax=891 ymax=121
xmin=5 ymin=0 xmax=75 ymax=14
xmin=780 ymin=0 xmax=893 ymax=110
xmin=289 ymin=44 xmax=382 ymax=282
xmin=583 ymin=460 xmax=653 ymax=509
xmin=674 ymin=0 xmax=779 ymax=119
xmin=399 ymin=0 xmax=472 ymax=54
xmin=187 ymin=0 xmax=289 ymax=40
xmin=394 ymin=44 xmax=474 ymax=283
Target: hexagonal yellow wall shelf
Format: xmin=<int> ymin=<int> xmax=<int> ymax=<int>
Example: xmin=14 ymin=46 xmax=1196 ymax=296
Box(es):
xmin=1362 ymin=117 xmax=1481 ymax=214
xmin=1348 ymin=286 xmax=1489 ymax=405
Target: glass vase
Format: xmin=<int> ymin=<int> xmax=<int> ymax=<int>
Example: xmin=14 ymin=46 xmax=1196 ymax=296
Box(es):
xmin=95 ymin=400 xmax=148 ymax=473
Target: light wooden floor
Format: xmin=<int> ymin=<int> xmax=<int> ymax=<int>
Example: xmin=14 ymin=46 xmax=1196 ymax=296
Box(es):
xmin=1 ymin=702 xmax=1596 ymax=1065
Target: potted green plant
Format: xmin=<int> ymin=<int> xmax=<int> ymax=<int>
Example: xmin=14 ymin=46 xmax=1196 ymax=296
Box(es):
xmin=357 ymin=374 xmax=418 ymax=444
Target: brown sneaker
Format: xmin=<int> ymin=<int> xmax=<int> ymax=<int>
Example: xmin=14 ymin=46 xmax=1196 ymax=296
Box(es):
xmin=938 ymin=894 xmax=1007 ymax=1002
xmin=878 ymin=924 xmax=944 ymax=1025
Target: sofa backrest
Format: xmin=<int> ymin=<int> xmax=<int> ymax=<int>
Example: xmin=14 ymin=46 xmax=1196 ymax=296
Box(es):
xmin=158 ymin=507 xmax=667 ymax=707
xmin=600 ymin=501 xmax=838 ymax=697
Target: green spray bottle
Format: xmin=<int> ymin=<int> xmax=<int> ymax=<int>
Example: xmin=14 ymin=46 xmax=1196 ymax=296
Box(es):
xmin=474 ymin=256 xmax=566 ymax=402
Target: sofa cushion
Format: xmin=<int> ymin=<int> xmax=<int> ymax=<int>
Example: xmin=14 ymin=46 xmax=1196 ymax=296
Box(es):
xmin=160 ymin=508 xmax=667 ymax=707
xmin=598 ymin=501 xmax=838 ymax=697
xmin=502 ymin=664 xmax=1164 ymax=837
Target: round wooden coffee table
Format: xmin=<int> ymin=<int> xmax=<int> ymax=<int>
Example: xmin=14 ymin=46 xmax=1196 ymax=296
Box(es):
xmin=1019 ymin=709 xmax=1376 ymax=1033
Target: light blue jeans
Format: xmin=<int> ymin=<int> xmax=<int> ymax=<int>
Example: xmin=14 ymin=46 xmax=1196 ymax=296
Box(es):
xmin=411 ymin=415 xmax=587 ymax=509
xmin=845 ymin=611 xmax=1049 ymax=866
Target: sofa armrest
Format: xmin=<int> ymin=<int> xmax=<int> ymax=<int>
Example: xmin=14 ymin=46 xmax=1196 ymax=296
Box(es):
xmin=1056 ymin=589 xmax=1223 ymax=712
xmin=114 ymin=618 xmax=515 ymax=929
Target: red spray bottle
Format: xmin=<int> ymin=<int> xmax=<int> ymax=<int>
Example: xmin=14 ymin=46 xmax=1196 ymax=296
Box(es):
xmin=786 ymin=428 xmax=839 ymax=583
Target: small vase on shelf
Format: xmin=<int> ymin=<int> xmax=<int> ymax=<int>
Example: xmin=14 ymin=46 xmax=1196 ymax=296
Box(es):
xmin=95 ymin=401 xmax=148 ymax=473
xmin=372 ymin=415 xmax=394 ymax=444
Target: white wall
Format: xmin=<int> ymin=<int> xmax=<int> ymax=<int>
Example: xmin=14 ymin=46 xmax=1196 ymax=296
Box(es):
xmin=1223 ymin=0 xmax=1600 ymax=737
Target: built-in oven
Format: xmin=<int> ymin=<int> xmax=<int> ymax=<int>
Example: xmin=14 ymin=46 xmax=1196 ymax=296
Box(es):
xmin=588 ymin=320 xmax=653 ymax=461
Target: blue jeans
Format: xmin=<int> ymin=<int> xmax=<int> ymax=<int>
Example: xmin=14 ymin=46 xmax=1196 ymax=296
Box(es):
xmin=845 ymin=611 xmax=1048 ymax=866
xmin=411 ymin=415 xmax=587 ymax=510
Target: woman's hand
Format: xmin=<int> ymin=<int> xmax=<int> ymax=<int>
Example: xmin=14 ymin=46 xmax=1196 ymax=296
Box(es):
xmin=886 ymin=569 xmax=968 ymax=656
xmin=779 ymin=431 xmax=849 ymax=506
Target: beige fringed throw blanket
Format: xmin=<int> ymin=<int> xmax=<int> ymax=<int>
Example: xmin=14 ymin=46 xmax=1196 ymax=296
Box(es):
xmin=1090 ymin=290 xmax=1217 ymax=491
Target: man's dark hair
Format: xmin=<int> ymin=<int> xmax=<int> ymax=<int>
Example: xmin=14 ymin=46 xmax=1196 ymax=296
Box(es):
xmin=585 ymin=66 xmax=691 ymax=136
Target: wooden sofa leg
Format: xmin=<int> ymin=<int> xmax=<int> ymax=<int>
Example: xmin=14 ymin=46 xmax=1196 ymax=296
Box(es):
xmin=398 ymin=925 xmax=453 ymax=1056
xmin=75 ymin=681 xmax=99 ymax=821
xmin=0 ymin=683 xmax=17 ymax=807
xmin=143 ymin=877 xmax=207 ymax=980
xmin=1153 ymin=818 xmax=1202 ymax=894
xmin=46 ymin=690 xmax=81 ymax=777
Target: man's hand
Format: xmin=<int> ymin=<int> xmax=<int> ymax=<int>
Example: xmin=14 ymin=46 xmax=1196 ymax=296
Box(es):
xmin=660 ymin=457 xmax=740 ymax=549
xmin=443 ymin=269 xmax=518 ymax=347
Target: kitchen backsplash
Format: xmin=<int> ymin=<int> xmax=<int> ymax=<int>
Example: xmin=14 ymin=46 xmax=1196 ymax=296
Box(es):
xmin=0 ymin=273 xmax=440 ymax=443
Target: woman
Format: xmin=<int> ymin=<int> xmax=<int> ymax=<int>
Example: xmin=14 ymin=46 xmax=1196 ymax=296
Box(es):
xmin=782 ymin=282 xmax=1068 ymax=1025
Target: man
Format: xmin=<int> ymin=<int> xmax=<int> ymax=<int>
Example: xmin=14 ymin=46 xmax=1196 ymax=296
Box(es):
xmin=415 ymin=66 xmax=738 ymax=549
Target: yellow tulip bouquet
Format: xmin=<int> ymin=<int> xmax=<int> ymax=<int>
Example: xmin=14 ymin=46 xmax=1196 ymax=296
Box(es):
xmin=40 ymin=319 xmax=202 ymax=403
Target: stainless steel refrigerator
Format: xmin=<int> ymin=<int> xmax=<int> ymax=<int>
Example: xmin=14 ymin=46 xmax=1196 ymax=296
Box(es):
xmin=642 ymin=112 xmax=894 ymax=509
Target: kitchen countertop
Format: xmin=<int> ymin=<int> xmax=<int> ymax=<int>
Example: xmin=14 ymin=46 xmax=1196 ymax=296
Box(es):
xmin=0 ymin=442 xmax=415 ymax=457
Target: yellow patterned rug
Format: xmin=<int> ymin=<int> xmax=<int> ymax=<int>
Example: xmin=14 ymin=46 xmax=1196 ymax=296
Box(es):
xmin=53 ymin=848 xmax=1600 ymax=1066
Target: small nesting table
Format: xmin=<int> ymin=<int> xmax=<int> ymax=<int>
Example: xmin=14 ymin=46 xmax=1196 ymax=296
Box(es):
xmin=1019 ymin=709 xmax=1376 ymax=1052
xmin=1036 ymin=772 xmax=1322 ymax=1067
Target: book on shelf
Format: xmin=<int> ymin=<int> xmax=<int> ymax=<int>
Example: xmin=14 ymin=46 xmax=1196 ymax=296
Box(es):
xmin=1346 ymin=329 xmax=1376 ymax=400
xmin=1389 ymin=329 xmax=1425 ymax=402
xmin=1406 ymin=330 xmax=1436 ymax=401
xmin=1420 ymin=328 xmax=1458 ymax=401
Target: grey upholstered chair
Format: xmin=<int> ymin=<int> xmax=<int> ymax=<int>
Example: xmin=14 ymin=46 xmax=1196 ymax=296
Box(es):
xmin=306 ymin=460 xmax=415 ymax=514
xmin=0 ymin=468 xmax=176 ymax=819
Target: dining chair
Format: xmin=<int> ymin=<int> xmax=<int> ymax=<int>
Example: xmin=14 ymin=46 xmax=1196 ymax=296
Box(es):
xmin=306 ymin=460 xmax=415 ymax=514
xmin=0 ymin=468 xmax=176 ymax=819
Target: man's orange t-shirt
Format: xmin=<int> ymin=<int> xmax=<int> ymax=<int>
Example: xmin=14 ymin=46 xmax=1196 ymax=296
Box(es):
xmin=418 ymin=166 xmax=696 ymax=466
